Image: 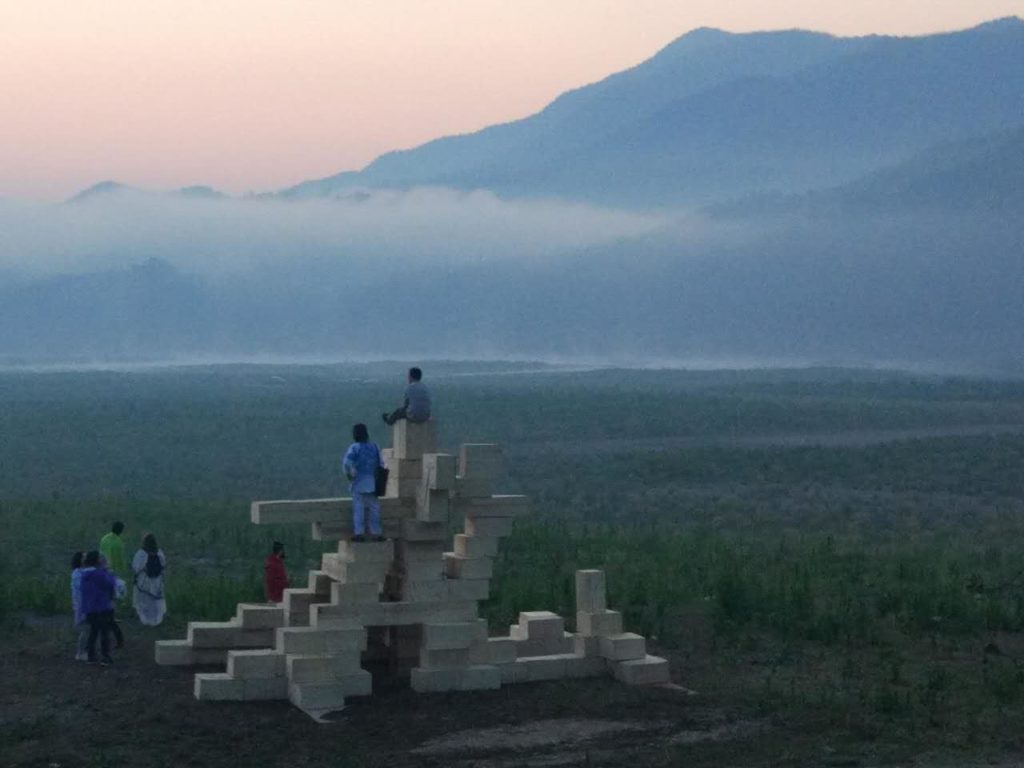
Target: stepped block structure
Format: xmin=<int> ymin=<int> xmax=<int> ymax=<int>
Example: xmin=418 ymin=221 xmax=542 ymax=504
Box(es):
xmin=156 ymin=420 xmax=670 ymax=717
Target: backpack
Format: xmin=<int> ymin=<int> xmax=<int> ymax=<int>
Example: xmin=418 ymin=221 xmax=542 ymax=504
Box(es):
xmin=145 ymin=552 xmax=164 ymax=579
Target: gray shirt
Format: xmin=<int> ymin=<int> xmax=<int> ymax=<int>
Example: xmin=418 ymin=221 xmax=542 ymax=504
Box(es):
xmin=404 ymin=381 xmax=432 ymax=422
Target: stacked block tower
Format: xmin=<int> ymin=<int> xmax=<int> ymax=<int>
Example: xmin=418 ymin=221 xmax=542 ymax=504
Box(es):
xmin=155 ymin=421 xmax=669 ymax=716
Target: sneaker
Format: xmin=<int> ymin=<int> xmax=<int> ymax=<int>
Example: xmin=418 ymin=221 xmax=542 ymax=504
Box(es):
xmin=100 ymin=656 xmax=113 ymax=666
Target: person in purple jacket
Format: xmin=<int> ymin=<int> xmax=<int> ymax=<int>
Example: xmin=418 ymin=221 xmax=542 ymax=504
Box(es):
xmin=80 ymin=550 xmax=119 ymax=665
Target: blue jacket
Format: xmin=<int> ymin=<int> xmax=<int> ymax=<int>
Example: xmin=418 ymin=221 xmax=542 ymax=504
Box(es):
xmin=81 ymin=567 xmax=117 ymax=615
xmin=343 ymin=441 xmax=381 ymax=495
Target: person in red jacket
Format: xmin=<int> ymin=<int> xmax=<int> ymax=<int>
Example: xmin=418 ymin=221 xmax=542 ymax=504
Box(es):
xmin=264 ymin=541 xmax=288 ymax=603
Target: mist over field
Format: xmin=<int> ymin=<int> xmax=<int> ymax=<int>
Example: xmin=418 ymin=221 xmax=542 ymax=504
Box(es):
xmin=2 ymin=19 xmax=1023 ymax=371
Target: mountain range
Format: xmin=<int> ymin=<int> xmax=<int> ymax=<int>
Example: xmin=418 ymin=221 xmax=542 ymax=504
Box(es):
xmin=4 ymin=18 xmax=1024 ymax=369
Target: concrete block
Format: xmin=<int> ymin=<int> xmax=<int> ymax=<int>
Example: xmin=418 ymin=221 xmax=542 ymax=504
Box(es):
xmin=330 ymin=581 xmax=381 ymax=605
xmin=392 ymin=420 xmax=438 ymax=460
xmin=321 ymin=553 xmax=388 ymax=585
xmin=243 ymin=677 xmax=289 ymax=700
xmin=599 ymin=633 xmax=647 ymax=662
xmin=610 ymin=654 xmax=671 ymax=685
xmin=194 ymin=673 xmax=245 ymax=701
xmin=288 ymin=672 xmax=372 ymax=709
xmin=576 ymin=610 xmax=623 ymax=638
xmin=419 ymin=647 xmax=471 ymax=669
xmin=454 ymin=495 xmax=530 ymax=518
xmin=400 ymin=520 xmax=447 ymax=542
xmin=388 ymin=476 xmax=422 ymax=498
xmin=251 ymin=497 xmax=351 ymax=525
xmin=515 ymin=632 xmax=575 ymax=658
xmin=521 ymin=654 xmax=569 ymax=681
xmin=416 ymin=487 xmax=451 ymax=523
xmin=226 ymin=649 xmax=285 ymax=679
xmin=400 ymin=579 xmax=448 ymax=603
xmin=337 ymin=539 xmax=394 ymax=562
xmin=188 ymin=622 xmax=275 ymax=650
xmin=518 ymin=611 xmax=565 ymax=641
xmin=192 ymin=649 xmax=230 ymax=665
xmin=410 ymin=665 xmax=500 ymax=693
xmin=311 ymin=521 xmax=350 ymax=541
xmin=310 ymin=603 xmax=366 ymax=630
xmin=464 ymin=515 xmax=513 ymax=538
xmin=454 ymin=475 xmax=493 ymax=499
xmin=155 ymin=639 xmax=194 ymax=666
xmin=499 ymin=659 xmax=530 ymax=684
xmin=422 ymin=453 xmax=456 ymax=491
xmin=396 ymin=539 xmax=445 ymax=562
xmin=447 ymin=579 xmax=492 ymax=602
xmin=443 ymin=553 xmax=494 ymax=580
xmin=387 ymin=457 xmax=423 ymax=480
xmin=575 ymin=570 xmax=607 ymax=614
xmin=564 ymin=654 xmax=608 ymax=678
xmin=286 ymin=653 xmax=363 ymax=683
xmin=308 ymin=570 xmax=334 ymax=594
xmin=236 ymin=603 xmax=286 ymax=630
xmin=276 ymin=626 xmax=367 ymax=655
xmin=454 ymin=534 xmax=498 ymax=559
xmin=486 ymin=637 xmax=517 ymax=665
xmin=422 ymin=622 xmax=483 ymax=650
xmin=399 ymin=560 xmax=446 ymax=581
xmin=574 ymin=634 xmax=601 ymax=658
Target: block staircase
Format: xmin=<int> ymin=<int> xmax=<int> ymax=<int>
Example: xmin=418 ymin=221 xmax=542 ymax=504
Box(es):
xmin=156 ymin=420 xmax=670 ymax=716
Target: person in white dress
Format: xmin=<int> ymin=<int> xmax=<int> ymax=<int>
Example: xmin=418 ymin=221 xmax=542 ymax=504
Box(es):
xmin=131 ymin=533 xmax=167 ymax=626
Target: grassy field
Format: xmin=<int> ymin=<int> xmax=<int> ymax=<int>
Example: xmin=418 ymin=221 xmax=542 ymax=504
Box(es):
xmin=2 ymin=362 xmax=1024 ymax=766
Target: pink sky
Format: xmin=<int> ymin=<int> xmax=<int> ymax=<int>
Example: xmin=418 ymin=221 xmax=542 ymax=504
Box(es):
xmin=2 ymin=0 xmax=1022 ymax=200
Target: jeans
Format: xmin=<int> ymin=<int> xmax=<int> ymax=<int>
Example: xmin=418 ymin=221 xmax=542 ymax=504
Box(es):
xmin=352 ymin=492 xmax=382 ymax=536
xmin=87 ymin=610 xmax=115 ymax=660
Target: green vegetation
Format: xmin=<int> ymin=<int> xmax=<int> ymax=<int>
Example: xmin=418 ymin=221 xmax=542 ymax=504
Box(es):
xmin=2 ymin=362 xmax=1024 ymax=760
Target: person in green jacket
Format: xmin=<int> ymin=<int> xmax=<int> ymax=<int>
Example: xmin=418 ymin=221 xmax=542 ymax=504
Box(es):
xmin=98 ymin=521 xmax=127 ymax=648
xmin=99 ymin=522 xmax=128 ymax=577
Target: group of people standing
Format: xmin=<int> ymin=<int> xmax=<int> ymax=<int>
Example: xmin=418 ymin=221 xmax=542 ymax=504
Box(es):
xmin=70 ymin=521 xmax=167 ymax=664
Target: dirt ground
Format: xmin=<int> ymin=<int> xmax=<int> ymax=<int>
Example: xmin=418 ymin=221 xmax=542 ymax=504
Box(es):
xmin=2 ymin=616 xmax=1021 ymax=768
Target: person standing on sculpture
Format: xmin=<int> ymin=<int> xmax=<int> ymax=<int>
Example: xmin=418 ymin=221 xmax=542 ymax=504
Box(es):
xmin=382 ymin=367 xmax=432 ymax=425
xmin=343 ymin=423 xmax=384 ymax=542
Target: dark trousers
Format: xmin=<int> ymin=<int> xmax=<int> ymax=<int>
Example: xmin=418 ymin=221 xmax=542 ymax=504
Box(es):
xmin=87 ymin=610 xmax=115 ymax=661
xmin=110 ymin=610 xmax=124 ymax=648
xmin=384 ymin=406 xmax=408 ymax=426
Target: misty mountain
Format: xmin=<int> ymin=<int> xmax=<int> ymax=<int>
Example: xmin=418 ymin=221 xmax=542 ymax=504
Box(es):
xmin=284 ymin=18 xmax=1024 ymax=207
xmin=68 ymin=181 xmax=227 ymax=204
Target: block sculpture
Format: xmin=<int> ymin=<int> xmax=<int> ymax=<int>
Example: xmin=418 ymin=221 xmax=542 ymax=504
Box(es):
xmin=156 ymin=420 xmax=670 ymax=716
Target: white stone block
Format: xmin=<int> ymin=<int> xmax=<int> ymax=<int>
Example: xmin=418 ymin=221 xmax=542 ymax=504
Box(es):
xmin=275 ymin=626 xmax=366 ymax=655
xmin=416 ymin=487 xmax=451 ymax=523
xmin=321 ymin=553 xmax=388 ymax=585
xmin=337 ymin=539 xmax=394 ymax=562
xmin=521 ymin=654 xmax=569 ymax=681
xmin=518 ymin=611 xmax=565 ymax=641
xmin=194 ymin=673 xmax=245 ymax=701
xmin=398 ymin=559 xmax=446 ymax=581
xmin=599 ymin=632 xmax=647 ymax=661
xmin=486 ymin=637 xmax=517 ymax=665
xmin=288 ymin=672 xmax=372 ymax=708
xmin=443 ymin=553 xmax=494 ymax=580
xmin=396 ymin=539 xmax=445 ymax=562
xmin=575 ymin=570 xmax=607 ymax=614
xmin=574 ymin=634 xmax=601 ymax=657
xmin=188 ymin=622 xmax=275 ymax=650
xmin=226 ymin=649 xmax=285 ymax=679
xmin=285 ymin=653 xmax=363 ymax=683
xmin=236 ymin=603 xmax=286 ymax=630
xmin=400 ymin=520 xmax=448 ymax=542
xmin=419 ymin=647 xmax=471 ymax=669
xmin=564 ymin=654 xmax=608 ymax=678
xmin=499 ymin=660 xmax=530 ymax=684
xmin=422 ymin=453 xmax=457 ymax=490
xmin=447 ymin=579 xmax=492 ymax=602
xmin=610 ymin=654 xmax=670 ymax=685
xmin=422 ymin=622 xmax=483 ymax=650
xmin=515 ymin=632 xmax=575 ymax=658
xmin=307 ymin=570 xmax=334 ymax=594
xmin=400 ymin=579 xmax=448 ymax=603
xmin=454 ymin=475 xmax=493 ymax=499
xmin=330 ymin=581 xmax=381 ymax=605
xmin=576 ymin=610 xmax=623 ymax=638
xmin=392 ymin=420 xmax=438 ymax=460
xmin=454 ymin=534 xmax=498 ymax=558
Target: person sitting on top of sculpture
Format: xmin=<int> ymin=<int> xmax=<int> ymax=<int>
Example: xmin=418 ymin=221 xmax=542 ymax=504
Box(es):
xmin=382 ymin=367 xmax=431 ymax=426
